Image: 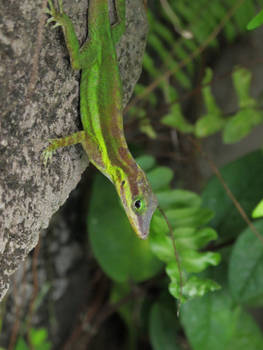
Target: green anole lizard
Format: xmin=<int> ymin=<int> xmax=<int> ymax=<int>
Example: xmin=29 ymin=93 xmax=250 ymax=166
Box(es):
xmin=43 ymin=0 xmax=157 ymax=239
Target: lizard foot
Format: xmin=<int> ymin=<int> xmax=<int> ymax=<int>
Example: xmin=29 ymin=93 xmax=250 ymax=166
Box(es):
xmin=45 ymin=0 xmax=64 ymax=28
xmin=42 ymin=149 xmax=53 ymax=167
xmin=41 ymin=138 xmax=60 ymax=166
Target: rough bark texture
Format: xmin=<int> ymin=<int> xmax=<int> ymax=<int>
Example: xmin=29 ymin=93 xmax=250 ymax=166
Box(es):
xmin=0 ymin=0 xmax=148 ymax=301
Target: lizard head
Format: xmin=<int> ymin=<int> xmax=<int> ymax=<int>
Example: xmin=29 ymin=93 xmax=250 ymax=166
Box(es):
xmin=115 ymin=168 xmax=158 ymax=239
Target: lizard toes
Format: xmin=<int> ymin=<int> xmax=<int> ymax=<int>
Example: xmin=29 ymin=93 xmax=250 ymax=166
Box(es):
xmin=42 ymin=150 xmax=53 ymax=167
xmin=52 ymin=22 xmax=62 ymax=29
xmin=47 ymin=17 xmax=56 ymax=24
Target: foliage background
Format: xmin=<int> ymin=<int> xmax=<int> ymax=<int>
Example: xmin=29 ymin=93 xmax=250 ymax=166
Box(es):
xmin=1 ymin=0 xmax=263 ymax=349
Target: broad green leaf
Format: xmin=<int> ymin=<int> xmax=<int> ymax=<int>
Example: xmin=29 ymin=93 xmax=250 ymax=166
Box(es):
xmin=30 ymin=328 xmax=50 ymax=349
xmin=164 ymin=207 xmax=214 ymax=228
xmin=247 ymin=9 xmax=263 ymax=30
xmin=147 ymin=167 xmax=174 ymax=191
xmin=202 ymin=150 xmax=263 ymax=240
xmin=181 ymin=290 xmax=263 ymax=350
xmin=149 ymin=302 xmax=181 ymax=350
xmin=15 ymin=338 xmax=28 ymax=350
xmin=88 ymin=175 xmax=162 ymax=283
xmin=229 ymin=220 xmax=263 ymax=304
xmin=156 ymin=190 xmax=201 ymax=210
xmin=136 ymin=155 xmax=156 ymax=172
xmin=252 ymin=198 xmax=263 ymax=218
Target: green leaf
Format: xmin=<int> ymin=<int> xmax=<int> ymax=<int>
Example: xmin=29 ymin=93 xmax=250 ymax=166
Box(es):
xmin=139 ymin=119 xmax=157 ymax=139
xmin=29 ymin=328 xmax=51 ymax=350
xmin=150 ymin=207 xmax=214 ymax=236
xmin=252 ymin=198 xmax=263 ymax=218
xmin=179 ymin=250 xmax=221 ymax=273
xmin=30 ymin=328 xmax=48 ymax=346
xmin=15 ymin=338 xmax=29 ymax=350
xmin=14 ymin=330 xmax=51 ymax=350
xmin=247 ymin=9 xmax=263 ymax=30
xmin=182 ymin=276 xmax=221 ymax=297
xmin=149 ymin=302 xmax=181 ymax=350
xmin=232 ymin=67 xmax=255 ymax=109
xmin=229 ymin=220 xmax=263 ymax=304
xmin=149 ymin=229 xmax=174 ymax=263
xmin=195 ymin=68 xmax=225 ymax=138
xmin=147 ymin=166 xmax=174 ymax=191
xmin=195 ymin=112 xmax=225 ymax=138
xmin=223 ymin=67 xmax=263 ymax=143
xmin=168 ymin=272 xmax=220 ymax=300
xmin=164 ymin=207 xmax=214 ymax=228
xmin=88 ymin=175 xmax=162 ymax=283
xmin=181 ymin=290 xmax=263 ymax=350
xmin=162 ymin=104 xmax=194 ymax=133
xmin=174 ymin=227 xmax=218 ymax=250
xmin=202 ymin=150 xmax=263 ymax=240
xmin=223 ymin=108 xmax=262 ymax=144
xmin=136 ymin=155 xmax=156 ymax=172
xmin=156 ymin=189 xmax=201 ymax=210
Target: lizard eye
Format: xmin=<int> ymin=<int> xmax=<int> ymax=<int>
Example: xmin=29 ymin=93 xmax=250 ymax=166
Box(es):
xmin=132 ymin=197 xmax=145 ymax=214
xmin=134 ymin=199 xmax=142 ymax=209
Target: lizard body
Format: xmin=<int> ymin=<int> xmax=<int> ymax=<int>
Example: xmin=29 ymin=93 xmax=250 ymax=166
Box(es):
xmin=43 ymin=0 xmax=157 ymax=239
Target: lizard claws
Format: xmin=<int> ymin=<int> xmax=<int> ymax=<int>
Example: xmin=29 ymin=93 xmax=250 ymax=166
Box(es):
xmin=47 ymin=17 xmax=56 ymax=24
xmin=46 ymin=0 xmax=64 ymax=27
xmin=52 ymin=22 xmax=62 ymax=29
xmin=42 ymin=138 xmax=59 ymax=166
xmin=42 ymin=149 xmax=53 ymax=167
xmin=46 ymin=17 xmax=62 ymax=29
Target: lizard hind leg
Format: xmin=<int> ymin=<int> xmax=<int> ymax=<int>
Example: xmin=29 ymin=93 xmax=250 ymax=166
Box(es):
xmin=42 ymin=130 xmax=87 ymax=166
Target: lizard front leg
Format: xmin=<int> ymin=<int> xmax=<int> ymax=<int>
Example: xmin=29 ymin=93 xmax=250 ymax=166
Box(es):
xmin=42 ymin=130 xmax=87 ymax=165
xmin=46 ymin=0 xmax=82 ymax=70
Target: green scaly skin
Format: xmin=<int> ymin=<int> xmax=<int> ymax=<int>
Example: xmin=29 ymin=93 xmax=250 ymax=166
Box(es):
xmin=43 ymin=0 xmax=157 ymax=239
